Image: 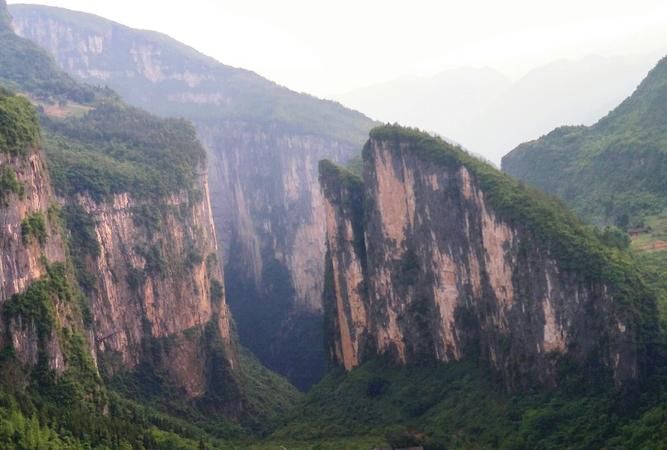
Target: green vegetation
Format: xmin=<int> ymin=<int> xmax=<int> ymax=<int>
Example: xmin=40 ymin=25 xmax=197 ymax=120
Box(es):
xmin=0 ymin=29 xmax=97 ymax=104
xmin=0 ymin=87 xmax=40 ymax=156
xmin=20 ymin=212 xmax=47 ymax=245
xmin=270 ymin=359 xmax=667 ymax=450
xmin=502 ymin=56 xmax=667 ymax=228
xmin=0 ymin=164 xmax=23 ymax=206
xmin=61 ymin=203 xmax=100 ymax=293
xmin=236 ymin=348 xmax=303 ymax=435
xmin=5 ymin=265 xmax=61 ymax=339
xmin=500 ymin=56 xmax=667 ymax=327
xmin=43 ymin=103 xmax=206 ymax=201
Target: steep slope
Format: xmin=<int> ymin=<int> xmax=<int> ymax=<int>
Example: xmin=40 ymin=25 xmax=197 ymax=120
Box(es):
xmin=0 ymin=4 xmax=254 ymax=421
xmin=10 ymin=4 xmax=377 ymax=388
xmin=0 ymin=86 xmax=111 ymax=445
xmin=321 ymin=126 xmax=659 ymax=390
xmin=502 ymin=56 xmax=667 ymax=226
xmin=43 ymin=104 xmax=238 ymax=401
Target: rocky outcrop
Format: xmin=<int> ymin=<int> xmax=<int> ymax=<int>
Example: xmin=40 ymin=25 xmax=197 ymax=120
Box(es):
xmin=321 ymin=126 xmax=657 ymax=389
xmin=0 ymin=96 xmax=77 ymax=379
xmin=0 ymin=151 xmax=65 ymax=299
xmin=319 ymin=161 xmax=369 ymax=370
xmin=75 ymin=174 xmax=236 ymax=397
xmin=9 ymin=6 xmax=375 ymax=388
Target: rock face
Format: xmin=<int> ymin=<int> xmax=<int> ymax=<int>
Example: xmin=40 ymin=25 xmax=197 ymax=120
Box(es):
xmin=0 ymin=151 xmax=65 ymax=299
xmin=321 ymin=126 xmax=656 ymax=389
xmin=10 ymin=5 xmax=375 ymax=388
xmin=75 ymin=175 xmax=236 ymax=398
xmin=0 ymin=96 xmax=75 ymax=379
xmin=200 ymin=123 xmax=360 ymax=387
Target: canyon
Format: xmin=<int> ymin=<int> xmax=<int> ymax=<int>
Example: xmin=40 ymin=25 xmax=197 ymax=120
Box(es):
xmin=9 ymin=4 xmax=376 ymax=388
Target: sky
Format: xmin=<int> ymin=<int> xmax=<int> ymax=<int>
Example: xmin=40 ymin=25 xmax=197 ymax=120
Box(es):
xmin=8 ymin=0 xmax=667 ymax=97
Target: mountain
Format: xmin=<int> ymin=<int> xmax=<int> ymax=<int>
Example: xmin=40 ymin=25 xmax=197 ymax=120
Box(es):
xmin=503 ymin=55 xmax=667 ymax=227
xmin=321 ymin=125 xmax=657 ymax=386
xmin=10 ymin=3 xmax=377 ymax=389
xmin=338 ymin=55 xmax=658 ymax=163
xmin=290 ymin=125 xmax=667 ymax=449
xmin=0 ymin=3 xmax=301 ymax=447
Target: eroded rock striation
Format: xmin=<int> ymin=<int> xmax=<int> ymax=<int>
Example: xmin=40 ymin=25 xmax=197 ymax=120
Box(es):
xmin=10 ymin=5 xmax=376 ymax=387
xmin=321 ymin=126 xmax=658 ymax=389
xmin=0 ymin=92 xmax=84 ymax=380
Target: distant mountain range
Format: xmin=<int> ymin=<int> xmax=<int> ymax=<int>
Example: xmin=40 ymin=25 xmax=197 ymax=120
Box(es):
xmin=337 ymin=53 xmax=662 ymax=163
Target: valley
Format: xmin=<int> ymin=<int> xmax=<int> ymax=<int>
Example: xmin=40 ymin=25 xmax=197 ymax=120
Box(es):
xmin=1 ymin=1 xmax=667 ymax=449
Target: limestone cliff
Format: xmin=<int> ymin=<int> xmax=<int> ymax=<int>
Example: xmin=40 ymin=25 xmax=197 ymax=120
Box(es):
xmin=200 ymin=123 xmax=361 ymax=387
xmin=10 ymin=5 xmax=376 ymax=388
xmin=74 ymin=175 xmax=236 ymax=398
xmin=321 ymin=126 xmax=658 ymax=389
xmin=0 ymin=91 xmax=85 ymax=381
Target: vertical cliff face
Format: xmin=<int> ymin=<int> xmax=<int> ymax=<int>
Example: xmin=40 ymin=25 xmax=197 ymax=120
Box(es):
xmin=75 ymin=176 xmax=236 ymax=398
xmin=319 ymin=161 xmax=370 ymax=370
xmin=0 ymin=91 xmax=88 ymax=382
xmin=322 ymin=126 xmax=657 ymax=389
xmin=200 ymin=123 xmax=361 ymax=387
xmin=10 ymin=6 xmax=376 ymax=388
xmin=0 ymin=150 xmax=65 ymax=299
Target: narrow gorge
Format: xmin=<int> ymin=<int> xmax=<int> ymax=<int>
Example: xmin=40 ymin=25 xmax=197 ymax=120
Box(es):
xmin=9 ymin=4 xmax=376 ymax=387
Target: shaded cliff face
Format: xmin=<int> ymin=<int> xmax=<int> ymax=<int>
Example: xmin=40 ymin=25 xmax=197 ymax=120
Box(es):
xmin=322 ymin=126 xmax=658 ymax=389
xmin=10 ymin=5 xmax=376 ymax=388
xmin=200 ymin=122 xmax=360 ymax=387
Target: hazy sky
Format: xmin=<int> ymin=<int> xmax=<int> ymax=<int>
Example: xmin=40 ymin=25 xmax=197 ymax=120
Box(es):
xmin=8 ymin=0 xmax=667 ymax=96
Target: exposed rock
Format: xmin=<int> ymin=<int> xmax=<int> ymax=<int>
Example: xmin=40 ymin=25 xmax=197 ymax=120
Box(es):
xmin=321 ymin=126 xmax=657 ymax=389
xmin=11 ymin=7 xmax=375 ymax=388
xmin=75 ymin=173 xmax=237 ymax=398
xmin=0 ymin=151 xmax=65 ymax=300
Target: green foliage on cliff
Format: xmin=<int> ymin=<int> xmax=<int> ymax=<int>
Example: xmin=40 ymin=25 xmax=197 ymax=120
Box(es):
xmin=43 ymin=103 xmax=206 ymax=201
xmin=502 ymin=56 xmax=667 ymax=227
xmin=61 ymin=203 xmax=99 ymax=293
xmin=4 ymin=266 xmax=61 ymax=339
xmin=369 ymin=125 xmax=658 ymax=303
xmin=0 ymin=88 xmax=40 ymax=156
xmin=0 ymin=165 xmax=23 ymax=206
xmin=20 ymin=212 xmax=47 ymax=245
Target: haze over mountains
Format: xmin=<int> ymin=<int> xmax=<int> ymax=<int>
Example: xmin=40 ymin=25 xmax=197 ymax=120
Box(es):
xmin=337 ymin=53 xmax=661 ymax=163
